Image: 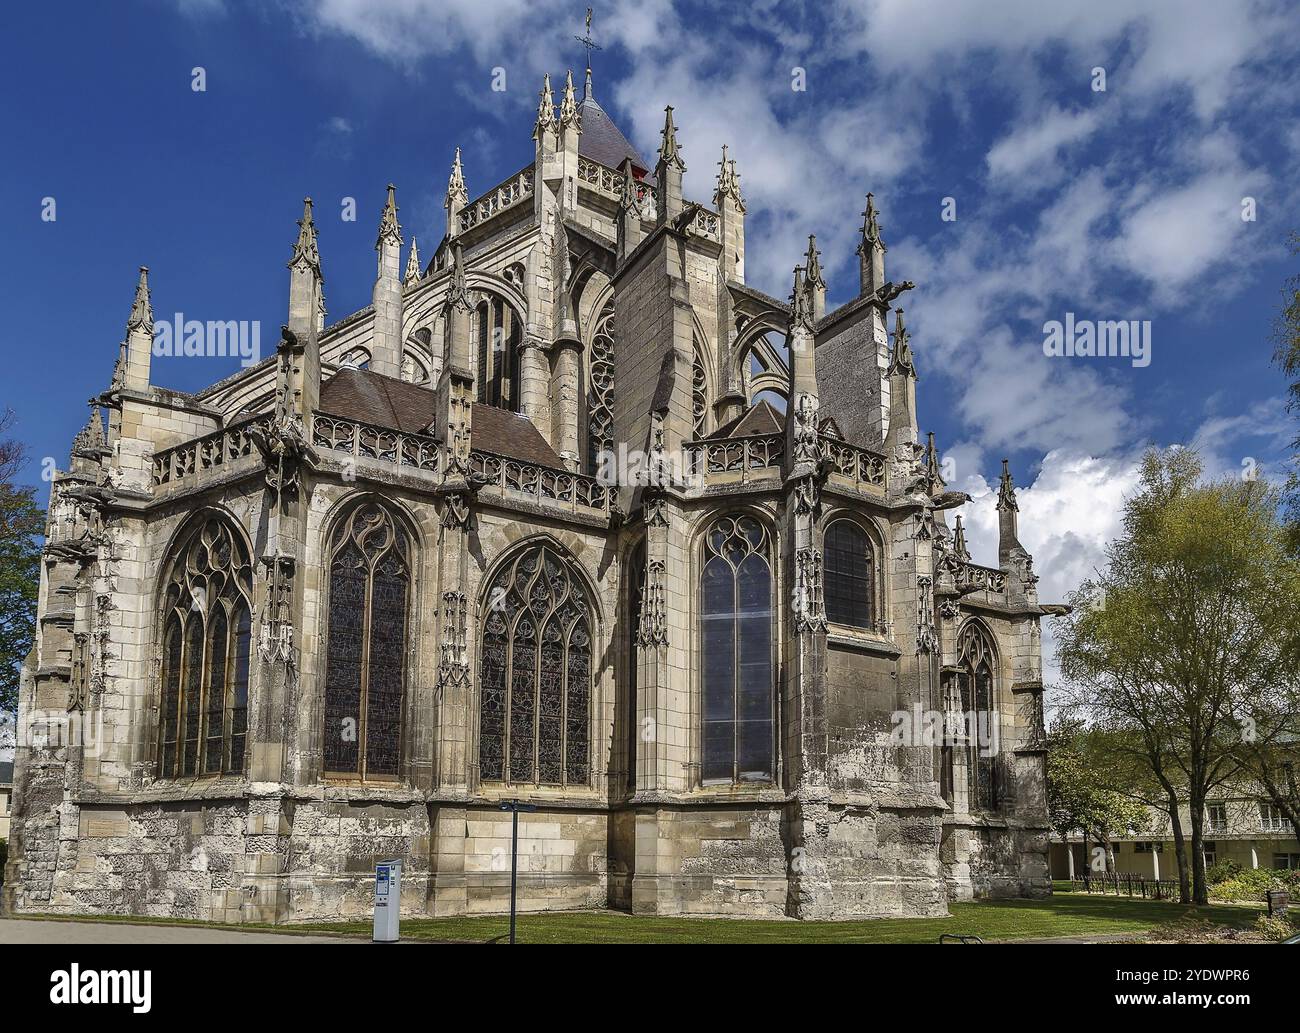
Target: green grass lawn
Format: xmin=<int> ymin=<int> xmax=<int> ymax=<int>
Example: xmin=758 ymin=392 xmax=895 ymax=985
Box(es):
xmin=7 ymin=893 xmax=1266 ymax=944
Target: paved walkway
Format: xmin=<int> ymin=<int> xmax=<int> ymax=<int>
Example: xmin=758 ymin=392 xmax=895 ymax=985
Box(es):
xmin=0 ymin=918 xmax=362 ymax=944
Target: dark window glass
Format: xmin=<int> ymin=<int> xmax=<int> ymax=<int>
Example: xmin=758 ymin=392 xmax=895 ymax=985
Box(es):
xmin=478 ymin=544 xmax=593 ymax=786
xmin=161 ymin=618 xmax=182 ymax=779
xmin=824 ymin=520 xmax=872 ymax=628
xmin=157 ymin=518 xmax=253 ymax=779
xmin=323 ymin=504 xmax=410 ymax=779
xmin=205 ymin=607 xmax=228 ymax=774
xmin=229 ymin=605 xmax=250 ymax=772
xmin=699 ymin=516 xmax=774 ymax=784
xmin=957 ymin=622 xmax=999 ymax=812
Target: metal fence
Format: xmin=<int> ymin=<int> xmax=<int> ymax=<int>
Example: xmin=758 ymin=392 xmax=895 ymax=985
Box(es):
xmin=1070 ymin=874 xmax=1180 ymax=900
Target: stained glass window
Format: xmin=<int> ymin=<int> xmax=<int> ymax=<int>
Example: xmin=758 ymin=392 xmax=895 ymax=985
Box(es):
xmin=957 ymin=620 xmax=999 ymax=812
xmin=323 ymin=503 xmax=411 ymax=780
xmin=700 ymin=515 xmax=774 ymax=784
xmin=824 ymin=519 xmax=874 ymax=628
xmin=157 ymin=516 xmax=254 ymax=779
xmin=478 ymin=543 xmax=593 ymax=787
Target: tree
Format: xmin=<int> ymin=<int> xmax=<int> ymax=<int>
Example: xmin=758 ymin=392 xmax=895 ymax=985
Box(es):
xmin=1055 ymin=447 xmax=1300 ymax=904
xmin=0 ymin=409 xmax=43 ymax=716
xmin=1046 ymin=717 xmax=1147 ymax=873
xmin=1273 ymin=231 xmax=1300 ymax=552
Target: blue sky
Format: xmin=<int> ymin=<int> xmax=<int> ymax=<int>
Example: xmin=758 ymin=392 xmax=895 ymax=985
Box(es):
xmin=1 ymin=0 xmax=1298 ymax=639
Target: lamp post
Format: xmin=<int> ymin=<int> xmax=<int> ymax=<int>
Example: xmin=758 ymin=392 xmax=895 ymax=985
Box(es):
xmin=499 ymin=799 xmax=537 ymax=944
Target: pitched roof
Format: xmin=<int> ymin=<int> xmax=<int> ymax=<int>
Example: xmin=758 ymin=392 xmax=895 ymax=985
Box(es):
xmin=706 ymin=399 xmax=785 ymax=439
xmin=578 ymin=96 xmax=650 ymax=177
xmin=318 ymin=368 xmax=563 ymax=468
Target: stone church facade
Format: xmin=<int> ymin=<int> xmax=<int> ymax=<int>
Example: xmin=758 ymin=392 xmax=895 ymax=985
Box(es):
xmin=4 ymin=70 xmax=1054 ymax=924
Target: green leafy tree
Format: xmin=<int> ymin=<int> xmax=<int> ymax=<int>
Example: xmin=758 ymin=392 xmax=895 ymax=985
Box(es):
xmin=0 ymin=409 xmax=44 ymax=716
xmin=1055 ymin=448 xmax=1300 ymax=904
xmin=1046 ymin=717 xmax=1148 ymax=873
xmin=1273 ymin=231 xmax=1300 ymax=552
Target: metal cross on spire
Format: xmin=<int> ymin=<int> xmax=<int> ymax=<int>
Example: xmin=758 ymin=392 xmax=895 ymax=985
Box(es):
xmin=574 ymin=6 xmax=602 ymax=74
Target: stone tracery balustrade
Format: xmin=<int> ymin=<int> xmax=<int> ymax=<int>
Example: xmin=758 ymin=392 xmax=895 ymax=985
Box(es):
xmin=955 ymin=561 xmax=1008 ymax=594
xmin=822 ymin=439 xmax=887 ymax=491
xmin=576 ymin=156 xmax=659 ymax=219
xmin=684 ymin=434 xmax=784 ymax=483
xmin=312 ymin=414 xmax=441 ymax=472
xmin=687 ymin=206 xmax=721 ymax=240
xmin=458 ymin=165 xmax=535 ymax=233
xmin=470 ymin=449 xmax=612 ymax=514
xmin=152 ymin=415 xmax=271 ymax=488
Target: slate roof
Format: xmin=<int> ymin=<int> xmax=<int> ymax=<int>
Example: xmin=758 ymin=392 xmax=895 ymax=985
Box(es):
xmin=706 ymin=399 xmax=785 ymax=439
xmin=578 ymin=95 xmax=651 ymax=178
xmin=318 ymin=368 xmax=563 ymax=468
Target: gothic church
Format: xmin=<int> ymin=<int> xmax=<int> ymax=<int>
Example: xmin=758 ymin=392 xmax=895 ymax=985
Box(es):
xmin=4 ymin=68 xmax=1054 ymax=922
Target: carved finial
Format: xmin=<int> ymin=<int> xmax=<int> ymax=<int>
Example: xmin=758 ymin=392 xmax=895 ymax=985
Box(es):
xmin=658 ymin=105 xmax=686 ymax=172
xmin=857 ymin=192 xmax=885 ymax=254
xmin=534 ymin=73 xmax=556 ymax=139
xmin=953 ymin=515 xmax=971 ymax=561
xmin=288 ymin=197 xmax=321 ymax=276
xmin=376 ymin=184 xmax=402 ymax=250
xmin=445 ymin=148 xmax=468 ymax=210
xmin=127 ymin=266 xmax=153 ymax=336
xmin=925 ymin=431 xmax=944 ymax=490
xmin=805 ymin=234 xmax=825 ymax=290
xmin=888 ymin=307 xmax=915 ymax=377
xmin=72 ymin=405 xmax=106 ymax=456
xmin=714 ymin=144 xmax=745 ymax=211
xmin=447 ymin=241 xmax=471 ymax=312
xmin=404 ymin=237 xmax=421 ymax=287
xmin=559 ymin=69 xmax=581 ymax=131
xmin=618 ymin=157 xmax=637 ymax=213
xmin=997 ymin=458 xmax=1019 ymax=512
xmin=790 ymin=265 xmax=811 ymax=327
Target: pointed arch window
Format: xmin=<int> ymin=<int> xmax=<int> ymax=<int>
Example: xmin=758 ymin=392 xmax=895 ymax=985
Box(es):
xmin=824 ymin=519 xmax=875 ymax=629
xmin=323 ymin=503 xmax=411 ymax=780
xmin=957 ymin=621 xmax=999 ymax=812
xmin=587 ymin=300 xmax=615 ymax=472
xmin=479 ymin=543 xmax=592 ymax=786
xmin=158 ymin=517 xmax=253 ymax=778
xmin=700 ymin=515 xmax=775 ymax=784
xmin=474 ymin=294 xmax=522 ymax=410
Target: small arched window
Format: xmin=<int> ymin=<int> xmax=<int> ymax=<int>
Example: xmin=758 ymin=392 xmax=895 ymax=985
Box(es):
xmin=158 ymin=517 xmax=253 ymax=778
xmin=479 ymin=543 xmax=592 ymax=786
xmin=700 ymin=515 xmax=775 ymax=784
xmin=474 ymin=294 xmax=522 ymax=410
xmin=322 ymin=502 xmax=412 ymax=780
xmin=957 ymin=621 xmax=999 ymax=812
xmin=824 ymin=519 xmax=874 ymax=628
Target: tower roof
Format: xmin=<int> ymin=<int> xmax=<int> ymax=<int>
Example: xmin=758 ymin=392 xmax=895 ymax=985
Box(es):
xmin=578 ymin=94 xmax=650 ymax=178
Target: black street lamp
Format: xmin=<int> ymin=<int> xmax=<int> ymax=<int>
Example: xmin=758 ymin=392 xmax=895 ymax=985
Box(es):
xmin=499 ymin=799 xmax=537 ymax=944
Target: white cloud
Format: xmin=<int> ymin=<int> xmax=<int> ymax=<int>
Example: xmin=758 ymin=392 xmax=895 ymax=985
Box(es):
xmin=986 ymin=106 xmax=1101 ymax=185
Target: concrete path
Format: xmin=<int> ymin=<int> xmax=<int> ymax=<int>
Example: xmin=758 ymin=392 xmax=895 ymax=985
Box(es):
xmin=0 ymin=918 xmax=362 ymax=944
